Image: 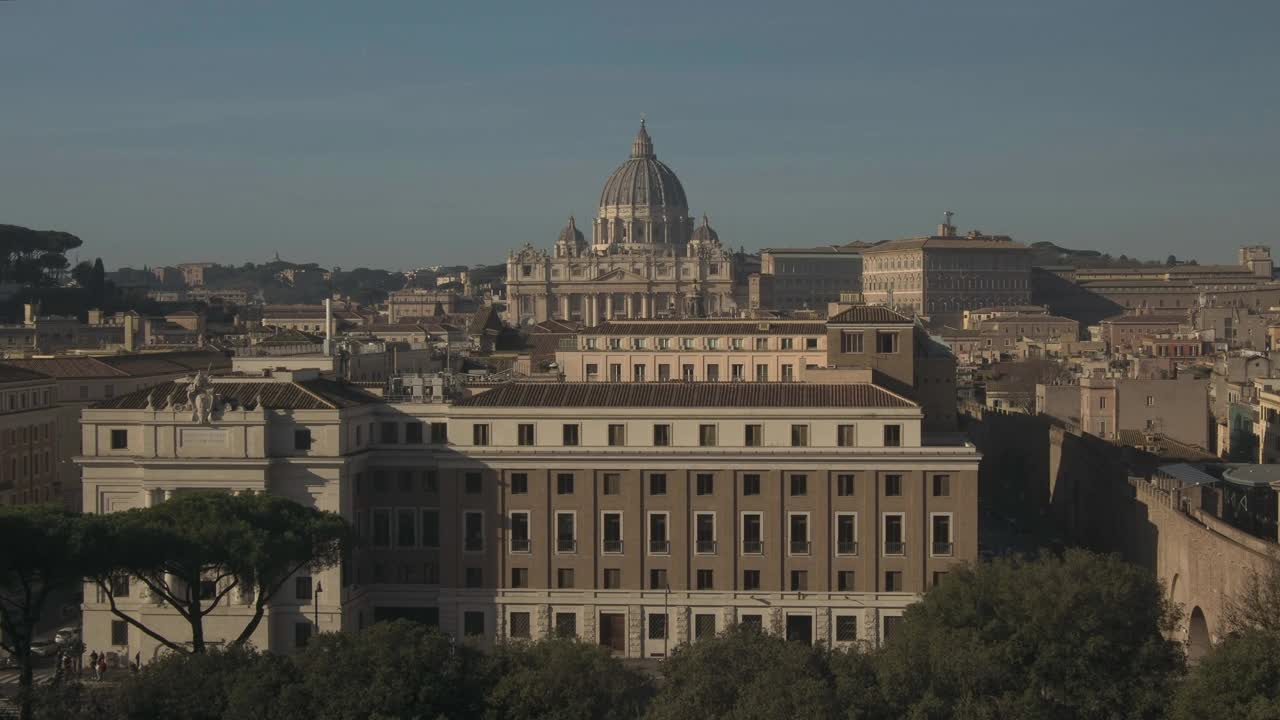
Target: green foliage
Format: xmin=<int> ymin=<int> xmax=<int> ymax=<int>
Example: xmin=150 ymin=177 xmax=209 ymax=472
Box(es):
xmin=647 ymin=625 xmax=839 ymax=720
xmin=0 ymin=223 xmax=83 ymax=285
xmin=1170 ymin=630 xmax=1280 ymax=720
xmin=484 ymin=638 xmax=654 ymax=720
xmin=872 ymin=549 xmax=1184 ymax=719
xmin=1223 ymin=559 xmax=1280 ymax=636
xmin=111 ymin=646 xmax=294 ymax=720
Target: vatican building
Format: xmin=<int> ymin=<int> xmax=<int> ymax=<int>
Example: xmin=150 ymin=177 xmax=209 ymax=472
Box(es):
xmin=505 ymin=122 xmax=740 ymax=326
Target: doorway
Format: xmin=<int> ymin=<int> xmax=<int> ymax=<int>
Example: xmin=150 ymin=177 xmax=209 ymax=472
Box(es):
xmin=785 ymin=614 xmax=812 ymax=644
xmin=599 ymin=613 xmax=625 ymax=654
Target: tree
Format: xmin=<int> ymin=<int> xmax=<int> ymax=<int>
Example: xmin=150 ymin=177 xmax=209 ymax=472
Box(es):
xmin=647 ymin=625 xmax=839 ymax=720
xmin=484 ymin=638 xmax=654 ymax=720
xmin=1223 ymin=557 xmax=1280 ymax=635
xmin=86 ymin=492 xmax=350 ymax=654
xmin=0 ymin=224 xmax=82 ymax=285
xmin=288 ymin=620 xmax=491 ymax=719
xmin=0 ymin=506 xmax=93 ymax=720
xmin=1170 ymin=630 xmax=1280 ymax=720
xmin=872 ymin=550 xmax=1184 ymax=719
xmin=108 ymin=645 xmax=295 ymax=720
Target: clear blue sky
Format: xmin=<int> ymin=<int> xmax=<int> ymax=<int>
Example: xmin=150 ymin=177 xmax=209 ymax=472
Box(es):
xmin=2 ymin=0 xmax=1277 ymax=270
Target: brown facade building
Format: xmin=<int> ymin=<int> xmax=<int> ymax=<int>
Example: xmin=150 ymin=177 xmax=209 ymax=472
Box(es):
xmin=0 ymin=364 xmax=60 ymax=506
xmin=750 ymin=245 xmax=865 ymax=313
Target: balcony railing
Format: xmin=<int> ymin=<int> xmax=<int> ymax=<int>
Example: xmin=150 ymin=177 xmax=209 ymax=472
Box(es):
xmin=602 ymin=539 xmax=623 ymax=554
xmin=742 ymin=540 xmax=763 ymax=555
xmin=695 ymin=540 xmax=717 ymax=554
xmin=932 ymin=541 xmax=954 ymax=557
xmin=556 ymin=538 xmax=577 ymax=553
xmin=789 ymin=540 xmax=811 ymax=555
xmin=884 ymin=541 xmax=906 ymax=556
xmin=649 ymin=539 xmax=670 ymax=554
xmin=510 ymin=537 xmax=531 ymax=553
xmin=836 ymin=541 xmax=858 ymax=556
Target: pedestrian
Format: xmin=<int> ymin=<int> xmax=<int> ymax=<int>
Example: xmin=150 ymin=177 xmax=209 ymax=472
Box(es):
xmin=96 ymin=655 xmax=107 ymax=681
xmin=134 ymin=651 xmax=141 ymax=672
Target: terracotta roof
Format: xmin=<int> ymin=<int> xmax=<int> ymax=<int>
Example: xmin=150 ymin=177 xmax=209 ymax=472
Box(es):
xmin=1101 ymin=314 xmax=1188 ymax=325
xmin=827 ymin=306 xmax=913 ymax=324
xmin=4 ymin=351 xmax=230 ymax=379
xmin=0 ymin=363 xmax=54 ymax=384
xmin=454 ymin=382 xmax=915 ymax=409
xmin=530 ymin=319 xmax=581 ymax=334
xmin=95 ymin=378 xmax=379 ymax=411
xmin=581 ymin=321 xmax=827 ymax=336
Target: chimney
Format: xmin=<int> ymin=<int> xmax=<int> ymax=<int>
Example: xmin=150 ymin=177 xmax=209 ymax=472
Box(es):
xmin=22 ymin=302 xmax=38 ymax=327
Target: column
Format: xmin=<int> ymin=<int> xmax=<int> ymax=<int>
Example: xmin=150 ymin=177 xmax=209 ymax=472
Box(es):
xmin=605 ymin=294 xmax=614 ymax=320
xmin=625 ymin=294 xmax=634 ymax=319
xmin=589 ymin=294 xmax=599 ymax=327
xmin=640 ymin=293 xmax=650 ymax=319
xmin=560 ymin=295 xmax=570 ymax=320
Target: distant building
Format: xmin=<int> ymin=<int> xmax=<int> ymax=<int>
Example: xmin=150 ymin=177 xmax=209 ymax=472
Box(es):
xmin=0 ymin=364 xmax=60 ymax=506
xmin=751 ymin=244 xmax=865 ymax=313
xmin=176 ymin=262 xmax=216 ymax=288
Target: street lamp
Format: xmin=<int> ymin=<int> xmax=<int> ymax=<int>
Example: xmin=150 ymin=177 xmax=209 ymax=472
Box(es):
xmin=313 ymin=581 xmax=323 ymax=632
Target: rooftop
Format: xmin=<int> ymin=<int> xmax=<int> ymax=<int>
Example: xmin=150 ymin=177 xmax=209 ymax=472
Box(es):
xmin=454 ymin=382 xmax=915 ymax=409
xmin=579 ymin=320 xmax=828 ymax=336
xmin=827 ymin=306 xmax=913 ymax=325
xmin=0 ymin=363 xmax=54 ymax=384
xmin=4 ymin=351 xmax=229 ymax=379
xmin=95 ymin=377 xmax=379 ymax=411
xmin=863 ymin=234 xmax=1027 ymax=253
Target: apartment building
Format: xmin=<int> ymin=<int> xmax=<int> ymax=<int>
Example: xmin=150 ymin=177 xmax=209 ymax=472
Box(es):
xmin=78 ymin=372 xmax=979 ymax=660
xmin=0 ymin=364 xmax=60 ymax=506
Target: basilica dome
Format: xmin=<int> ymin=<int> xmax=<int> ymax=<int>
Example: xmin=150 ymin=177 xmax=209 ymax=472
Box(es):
xmin=594 ymin=121 xmax=693 ymax=250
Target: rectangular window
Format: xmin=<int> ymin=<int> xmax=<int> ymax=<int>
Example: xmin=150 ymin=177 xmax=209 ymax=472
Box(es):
xmin=557 ymin=568 xmax=575 ymax=589
xmin=682 ymin=364 xmax=695 ymax=381
xmin=463 ymin=511 xmax=484 ymax=552
xmin=110 ymin=575 xmax=130 ymax=598
xmin=517 ymin=423 xmax=535 ymax=446
xmin=884 ymin=514 xmax=904 ymax=555
xmin=695 ymin=513 xmax=716 ymax=554
xmin=836 ymin=615 xmax=857 ymax=642
xmin=562 ymin=424 xmax=580 ymax=446
xmin=649 ymin=513 xmax=670 ymax=554
xmin=511 ymin=473 xmax=528 ymax=495
xmin=742 ymin=474 xmax=761 ymax=496
xmin=421 ymin=510 xmax=439 ymax=547
xmin=633 ymin=365 xmax=646 ymax=382
xmin=586 ymin=362 xmax=599 ymax=378
xmin=837 ymin=425 xmax=856 ymax=447
xmin=555 ymin=612 xmax=577 ymax=638
xmin=649 ymin=473 xmax=667 ymax=496
xmin=465 ymin=567 xmax=484 ymax=588
xmin=510 ymin=512 xmax=531 ymax=553
xmin=932 ymin=515 xmax=953 ymax=556
xmin=790 ymin=570 xmax=808 ymax=591
xmin=465 ymin=472 xmax=483 ymax=494
xmin=754 ymin=337 xmax=768 ymax=351
xmin=472 ymin=424 xmax=490 ymax=446
xmin=742 ymin=513 xmax=763 ymax=554
xmin=706 ymin=364 xmax=720 ymax=381
xmin=743 ymin=570 xmax=761 ymax=590
xmin=883 ymin=425 xmax=902 ymax=447
xmin=696 ymin=569 xmax=714 ymax=590
xmin=380 ymin=422 xmax=398 ymax=444
xmin=883 ymin=615 xmax=902 ymax=641
xmin=509 ymin=612 xmax=531 ymax=638
xmin=657 ymin=364 xmax=671 ymax=381
xmin=405 ymin=422 xmax=424 ymax=444
xmin=755 ymin=364 xmax=769 ymax=382
xmin=789 ymin=474 xmax=807 ymax=496
xmin=649 ymin=569 xmax=668 ymax=591
xmin=510 ymin=567 xmax=529 ymax=588
xmin=396 ymin=509 xmax=416 ymax=547
xmin=430 ymin=422 xmax=448 ymax=444
xmin=111 ymin=620 xmax=129 ymax=647
xmin=781 ymin=364 xmax=794 ymax=382
xmin=789 ymin=514 xmax=810 ymax=555
xmin=695 ymin=614 xmax=716 ymax=640
xmin=884 ymin=474 xmax=902 ymax=497
xmin=698 ymin=424 xmax=717 ymax=447
xmin=292 ymin=429 xmax=312 ymax=451
xmin=875 ymin=331 xmax=899 ymax=353
xmin=602 ymin=512 xmax=623 ymax=554
xmin=837 ymin=571 xmax=855 ymax=592
xmin=603 ymin=568 xmax=622 ymax=589
xmin=372 ymin=510 xmax=391 ymax=548
xmin=932 ymin=474 xmax=951 ymax=497
xmin=602 ymin=473 xmax=621 ymax=495
xmin=741 ymin=614 xmax=763 ymax=630
xmin=557 ymin=473 xmax=574 ymax=495
xmin=648 ymin=613 xmax=668 ymax=639
xmin=731 ymin=363 xmax=745 ymax=381
xmin=837 ymin=514 xmax=858 ymax=555
xmin=744 ymin=424 xmax=763 ymax=447
xmin=464 ymin=611 xmax=485 ymax=636
xmin=608 ymin=363 xmax=622 ymax=382
xmin=841 ymin=332 xmax=863 ymax=353
xmin=837 ymin=474 xmax=855 ymax=496
xmin=696 ymin=473 xmax=714 ymax=496
xmin=885 ymin=571 xmax=903 ymax=592
xmin=790 ymin=424 xmax=809 ymax=447
xmin=110 ymin=429 xmax=128 ymax=450
xmin=607 ymin=424 xmax=626 ymax=446
xmin=556 ymin=512 xmax=576 ymax=553
xmin=653 ymin=424 xmax=671 ymax=446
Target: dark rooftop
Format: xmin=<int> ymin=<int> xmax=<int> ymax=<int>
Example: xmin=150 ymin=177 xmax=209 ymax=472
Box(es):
xmin=0 ymin=363 xmax=54 ymax=384
xmin=580 ymin=320 xmax=827 ymax=336
xmin=454 ymin=382 xmax=915 ymax=409
xmin=827 ymin=306 xmax=913 ymax=325
xmin=95 ymin=377 xmax=379 ymax=411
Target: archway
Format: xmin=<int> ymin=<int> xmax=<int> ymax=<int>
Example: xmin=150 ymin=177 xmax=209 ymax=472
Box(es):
xmin=1187 ymin=606 xmax=1211 ymax=663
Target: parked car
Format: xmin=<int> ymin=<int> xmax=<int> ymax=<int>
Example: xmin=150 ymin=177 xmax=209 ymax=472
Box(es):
xmin=29 ymin=640 xmax=59 ymax=658
xmin=54 ymin=625 xmax=81 ymax=646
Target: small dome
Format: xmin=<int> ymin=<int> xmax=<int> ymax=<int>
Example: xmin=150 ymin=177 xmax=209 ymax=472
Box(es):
xmin=557 ymin=216 xmax=585 ymax=246
xmin=598 ymin=120 xmax=689 ymax=214
xmin=691 ymin=215 xmax=719 ymax=243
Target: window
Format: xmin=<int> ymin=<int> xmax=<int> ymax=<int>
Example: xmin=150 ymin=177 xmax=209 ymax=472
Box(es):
xmin=805 ymin=337 xmax=819 ymax=350
xmin=790 ymin=570 xmax=808 ymax=591
xmin=695 ymin=614 xmax=716 ymax=640
xmin=510 ymin=567 xmax=528 ymax=588
xmin=602 ymin=512 xmax=623 ymax=553
xmin=109 ymin=429 xmax=128 ymax=450
xmin=742 ymin=474 xmax=761 ymax=496
xmin=602 ymin=473 xmax=621 ymax=495
xmin=883 ymin=615 xmax=902 ymax=641
xmin=742 ymin=513 xmax=763 ymax=554
xmin=755 ymin=364 xmax=769 ymax=382
xmin=398 ymin=471 xmax=413 ymax=493
xmin=1099 ymin=396 xmax=1107 ymax=410
xmin=650 ymin=569 xmax=668 ymax=590
xmin=875 ymin=332 xmax=899 ymax=353
xmin=420 ymin=509 xmax=439 ymax=548
xmin=932 ymin=514 xmax=953 ymax=556
xmin=557 ymin=473 xmax=574 ymax=495
xmin=883 ymin=425 xmax=902 ymax=447
xmin=405 ymin=422 xmax=424 ymax=444
xmin=698 ymin=424 xmax=717 ymax=447
xmin=836 ymin=569 xmax=857 ymax=592
xmin=472 ymin=424 xmax=490 ymax=446
xmin=884 ymin=571 xmax=903 ymax=592
xmin=743 ymin=570 xmax=761 ymax=590
xmin=607 ymin=424 xmax=626 ymax=446
xmin=509 ymin=612 xmax=531 ymax=638
xmin=294 ymin=429 xmax=312 ymax=451
xmin=465 ymin=567 xmax=483 ymax=587
xmin=555 ymin=612 xmax=577 ymax=637
xmin=837 ymin=474 xmax=855 ymax=496
xmin=110 ymin=575 xmax=130 ymax=598
xmin=657 ymin=364 xmax=671 ymax=381
xmin=932 ymin=474 xmax=950 ymax=497
xmin=781 ymin=364 xmax=794 ymax=382
xmin=465 ymin=472 xmax=483 ymax=494
xmin=430 ymin=422 xmax=448 ymax=444
xmin=884 ymin=474 xmax=902 ymax=497
xmin=836 ymin=615 xmax=857 ymax=642
xmin=396 ymin=509 xmax=416 ymax=547
xmin=695 ymin=513 xmax=716 ymax=554
xmin=603 ymin=568 xmax=622 ymax=589
xmin=464 ymin=611 xmax=485 ymax=636
xmin=586 ymin=362 xmax=599 ymax=378
xmin=790 ymin=425 xmax=809 ymax=447
xmin=1146 ymin=395 xmax=1155 ymax=407
xmin=731 ymin=363 xmax=745 ymax=381
xmin=517 ymin=423 xmax=535 ymax=446
xmin=841 ymin=332 xmax=864 ymax=353
xmin=653 ymin=424 xmax=671 ymax=446
xmin=648 ymin=613 xmax=668 ymax=640
xmin=380 ymin=422 xmax=398 ymax=444
xmin=744 ymin=424 xmax=763 ymax=447
xmin=789 ymin=474 xmax=807 ymax=496
xmin=789 ymin=514 xmax=810 ymax=555
xmin=741 ymin=614 xmax=763 ymax=630
xmin=562 ymin=424 xmax=580 ymax=446
xmin=111 ymin=620 xmax=128 ymax=646
xmin=199 ymin=580 xmax=217 ymax=600
xmin=681 ymin=364 xmax=695 ymax=381
xmin=837 ymin=514 xmax=858 ymax=555
xmin=557 ymin=568 xmax=575 ymax=589
xmin=556 ymin=512 xmax=576 ymax=553
xmin=694 ymin=569 xmax=715 ymax=590
xmin=372 ymin=510 xmax=391 ymax=547
xmin=649 ymin=513 xmax=670 ymax=554
xmin=510 ymin=512 xmax=531 ymax=553
xmin=649 ymin=473 xmax=667 ymax=496
xmin=883 ymin=514 xmax=904 ymax=555
xmin=754 ymin=337 xmax=768 ymax=351
xmin=706 ymin=364 xmax=720 ymax=381
xmin=511 ymin=473 xmax=528 ymax=495
xmin=463 ymin=511 xmax=484 ymax=552
xmin=837 ymin=425 xmax=856 ymax=447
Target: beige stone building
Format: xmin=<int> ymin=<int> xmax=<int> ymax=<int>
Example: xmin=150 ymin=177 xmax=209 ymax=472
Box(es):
xmin=78 ymin=372 xmax=978 ymax=658
xmin=506 ymin=123 xmax=738 ymax=326
xmin=0 ymin=364 xmax=60 ymax=506
xmin=751 ymin=244 xmax=865 ymax=313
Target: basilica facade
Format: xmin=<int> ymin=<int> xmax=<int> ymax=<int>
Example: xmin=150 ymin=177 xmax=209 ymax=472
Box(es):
xmin=505 ymin=122 xmax=739 ymax=326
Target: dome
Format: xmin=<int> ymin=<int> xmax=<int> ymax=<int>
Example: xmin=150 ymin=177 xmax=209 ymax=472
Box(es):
xmin=690 ymin=215 xmax=719 ymax=244
xmin=598 ymin=121 xmax=689 ymax=213
xmin=557 ymin=216 xmax=585 ymax=246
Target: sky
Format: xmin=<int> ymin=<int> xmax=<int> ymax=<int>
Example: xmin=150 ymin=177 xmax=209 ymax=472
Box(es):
xmin=1 ymin=0 xmax=1278 ymax=271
